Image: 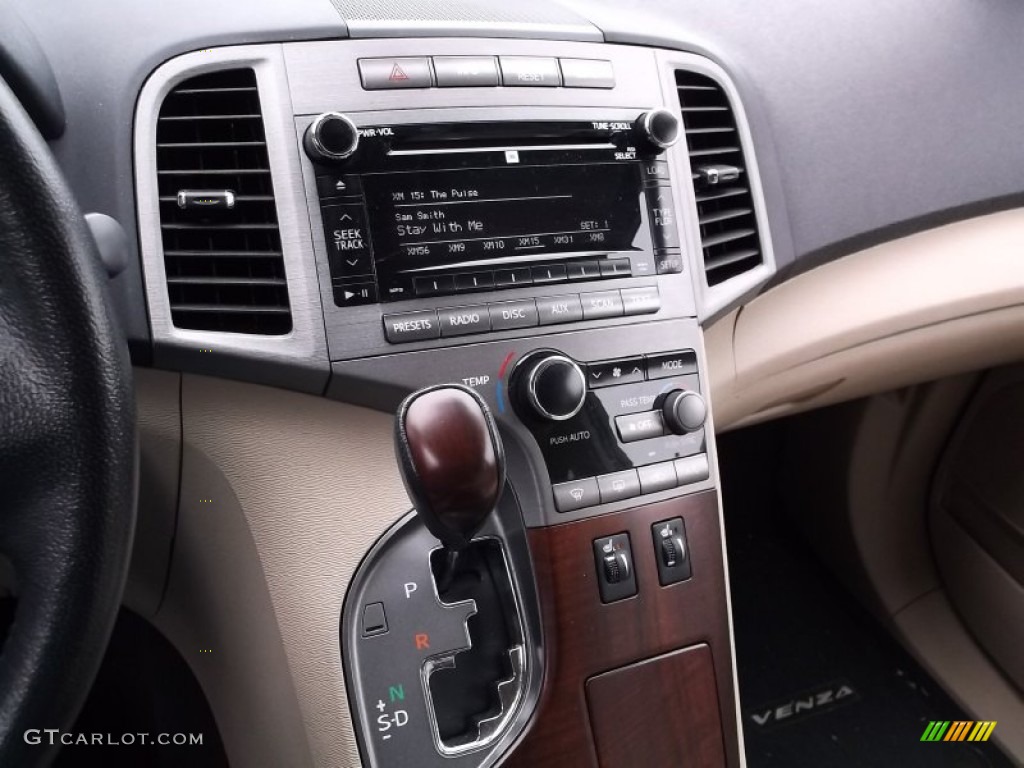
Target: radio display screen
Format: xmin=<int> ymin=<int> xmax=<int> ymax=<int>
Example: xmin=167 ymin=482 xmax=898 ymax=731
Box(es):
xmin=362 ymin=162 xmax=644 ymax=288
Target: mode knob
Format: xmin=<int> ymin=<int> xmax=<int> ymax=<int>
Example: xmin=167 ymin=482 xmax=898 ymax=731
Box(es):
xmin=515 ymin=353 xmax=587 ymax=422
xmin=303 ymin=112 xmax=360 ymax=164
xmin=635 ymin=108 xmax=681 ymax=152
xmin=661 ymin=390 xmax=707 ymax=435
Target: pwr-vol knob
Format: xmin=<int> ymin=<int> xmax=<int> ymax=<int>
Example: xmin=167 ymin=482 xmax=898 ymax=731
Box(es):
xmin=303 ymin=112 xmax=360 ymax=164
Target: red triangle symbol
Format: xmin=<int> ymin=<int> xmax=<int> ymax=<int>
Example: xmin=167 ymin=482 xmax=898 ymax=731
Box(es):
xmin=389 ymin=63 xmax=409 ymax=81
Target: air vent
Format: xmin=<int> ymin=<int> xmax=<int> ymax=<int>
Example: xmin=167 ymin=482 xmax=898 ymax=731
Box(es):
xmin=676 ymin=71 xmax=763 ymax=287
xmin=156 ymin=69 xmax=291 ymax=335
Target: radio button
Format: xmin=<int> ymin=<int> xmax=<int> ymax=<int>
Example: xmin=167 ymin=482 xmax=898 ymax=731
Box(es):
xmin=383 ymin=310 xmax=440 ymax=343
xmin=499 ymin=56 xmax=561 ymax=87
xmin=581 ymin=290 xmax=624 ymax=320
xmin=454 ymin=271 xmax=494 ymax=293
xmin=439 ymin=305 xmax=491 ymax=337
xmin=433 ymin=56 xmax=500 ymax=87
xmin=621 ymin=286 xmax=661 ymax=316
xmin=414 ymin=274 xmax=456 ymax=297
xmin=566 ymin=260 xmax=601 ymax=282
xmin=489 ymin=300 xmax=538 ymax=330
xmin=537 ymin=295 xmax=583 ymax=326
xmin=600 ymin=258 xmax=632 ymax=278
xmin=334 ymin=281 xmax=377 ymax=307
xmin=531 ymin=264 xmax=568 ymax=285
xmin=559 ymin=58 xmax=615 ymax=89
xmin=359 ymin=57 xmax=433 ymax=90
xmin=494 ymin=267 xmax=533 ymax=289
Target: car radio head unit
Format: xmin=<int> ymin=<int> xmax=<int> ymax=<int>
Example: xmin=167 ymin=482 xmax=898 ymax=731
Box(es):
xmin=307 ymin=117 xmax=684 ymax=307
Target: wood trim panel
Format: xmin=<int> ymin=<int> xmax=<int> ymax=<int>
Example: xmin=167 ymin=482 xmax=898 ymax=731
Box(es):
xmin=502 ymin=490 xmax=739 ymax=767
xmin=587 ymin=645 xmax=726 ymax=768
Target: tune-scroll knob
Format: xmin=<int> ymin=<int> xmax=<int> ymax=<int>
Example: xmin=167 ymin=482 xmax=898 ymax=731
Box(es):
xmin=636 ymin=108 xmax=681 ymax=152
xmin=662 ymin=390 xmax=707 ymax=435
xmin=515 ymin=353 xmax=587 ymax=422
xmin=303 ymin=112 xmax=360 ymax=164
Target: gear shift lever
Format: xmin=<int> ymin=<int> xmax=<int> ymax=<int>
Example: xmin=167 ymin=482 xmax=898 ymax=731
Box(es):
xmin=395 ymin=384 xmax=506 ymax=560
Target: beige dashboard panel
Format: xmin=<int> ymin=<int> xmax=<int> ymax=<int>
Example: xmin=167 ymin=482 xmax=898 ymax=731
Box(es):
xmin=159 ymin=374 xmax=412 ymax=768
xmin=708 ymin=208 xmax=1024 ymax=430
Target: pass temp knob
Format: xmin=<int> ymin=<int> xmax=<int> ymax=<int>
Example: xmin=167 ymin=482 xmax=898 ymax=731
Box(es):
xmin=303 ymin=112 xmax=360 ymax=164
xmin=661 ymin=390 xmax=707 ymax=435
xmin=513 ymin=352 xmax=587 ymax=422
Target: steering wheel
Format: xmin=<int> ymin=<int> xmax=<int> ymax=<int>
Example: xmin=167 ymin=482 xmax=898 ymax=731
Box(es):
xmin=0 ymin=75 xmax=136 ymax=765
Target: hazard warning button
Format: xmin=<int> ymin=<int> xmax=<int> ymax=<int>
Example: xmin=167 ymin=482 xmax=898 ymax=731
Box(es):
xmin=358 ymin=57 xmax=433 ymax=90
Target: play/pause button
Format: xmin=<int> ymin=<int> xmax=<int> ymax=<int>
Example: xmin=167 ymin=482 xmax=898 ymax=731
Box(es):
xmin=334 ymin=281 xmax=377 ymax=307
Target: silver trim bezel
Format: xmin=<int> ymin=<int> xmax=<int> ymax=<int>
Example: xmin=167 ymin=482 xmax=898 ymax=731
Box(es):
xmin=655 ymin=51 xmax=778 ymax=323
xmin=134 ymin=45 xmax=329 ymax=385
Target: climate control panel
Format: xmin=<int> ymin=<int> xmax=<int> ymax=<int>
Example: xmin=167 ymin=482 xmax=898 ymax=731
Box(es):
xmin=508 ymin=347 xmax=707 ymax=514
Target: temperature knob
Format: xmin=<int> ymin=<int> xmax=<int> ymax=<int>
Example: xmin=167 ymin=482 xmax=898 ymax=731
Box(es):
xmin=635 ymin=108 xmax=681 ymax=152
xmin=513 ymin=352 xmax=587 ymax=422
xmin=303 ymin=112 xmax=360 ymax=164
xmin=661 ymin=390 xmax=707 ymax=435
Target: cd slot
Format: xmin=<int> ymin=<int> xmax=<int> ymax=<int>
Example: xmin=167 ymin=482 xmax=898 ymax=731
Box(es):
xmin=389 ymin=140 xmax=615 ymax=156
xmin=384 ymin=121 xmax=625 ymax=155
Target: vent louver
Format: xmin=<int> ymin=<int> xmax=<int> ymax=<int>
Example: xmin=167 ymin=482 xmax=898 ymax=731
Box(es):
xmin=156 ymin=69 xmax=291 ymax=335
xmin=676 ymin=71 xmax=763 ymax=286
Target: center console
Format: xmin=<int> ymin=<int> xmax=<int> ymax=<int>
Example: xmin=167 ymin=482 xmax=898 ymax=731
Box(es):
xmin=135 ymin=36 xmax=751 ymax=768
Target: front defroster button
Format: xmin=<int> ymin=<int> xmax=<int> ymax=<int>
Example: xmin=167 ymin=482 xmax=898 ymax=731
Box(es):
xmin=383 ymin=310 xmax=439 ymax=343
xmin=552 ymin=477 xmax=600 ymax=512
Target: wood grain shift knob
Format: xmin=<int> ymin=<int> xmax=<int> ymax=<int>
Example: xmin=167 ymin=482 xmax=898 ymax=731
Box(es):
xmin=394 ymin=384 xmax=506 ymax=550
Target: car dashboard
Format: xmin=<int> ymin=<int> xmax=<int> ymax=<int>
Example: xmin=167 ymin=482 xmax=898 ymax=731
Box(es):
xmin=6 ymin=0 xmax=1024 ymax=766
